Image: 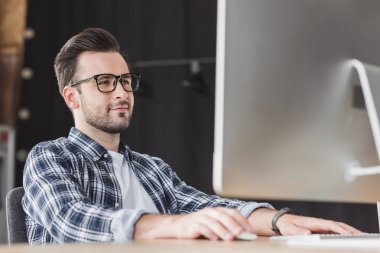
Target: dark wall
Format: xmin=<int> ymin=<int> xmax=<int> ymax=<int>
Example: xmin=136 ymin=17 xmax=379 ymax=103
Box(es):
xmin=16 ymin=0 xmax=378 ymax=233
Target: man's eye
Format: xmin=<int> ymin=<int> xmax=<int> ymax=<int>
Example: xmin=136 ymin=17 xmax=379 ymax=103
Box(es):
xmin=122 ymin=79 xmax=131 ymax=85
xmin=98 ymin=79 xmax=113 ymax=86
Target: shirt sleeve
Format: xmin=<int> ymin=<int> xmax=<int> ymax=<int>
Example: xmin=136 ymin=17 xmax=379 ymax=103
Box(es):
xmin=157 ymin=159 xmax=275 ymax=218
xmin=22 ymin=144 xmax=144 ymax=243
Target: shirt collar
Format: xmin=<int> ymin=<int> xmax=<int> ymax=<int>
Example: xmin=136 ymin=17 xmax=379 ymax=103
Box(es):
xmin=68 ymin=127 xmax=132 ymax=162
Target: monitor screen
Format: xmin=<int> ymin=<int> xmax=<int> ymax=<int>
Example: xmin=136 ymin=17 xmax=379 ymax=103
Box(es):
xmin=213 ymin=0 xmax=380 ymax=203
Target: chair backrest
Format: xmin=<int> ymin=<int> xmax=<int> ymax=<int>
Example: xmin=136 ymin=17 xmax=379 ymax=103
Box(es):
xmin=5 ymin=187 xmax=28 ymax=244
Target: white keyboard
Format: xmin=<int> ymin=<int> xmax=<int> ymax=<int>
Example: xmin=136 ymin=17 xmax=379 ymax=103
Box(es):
xmin=270 ymin=233 xmax=380 ymax=248
xmin=271 ymin=233 xmax=380 ymax=241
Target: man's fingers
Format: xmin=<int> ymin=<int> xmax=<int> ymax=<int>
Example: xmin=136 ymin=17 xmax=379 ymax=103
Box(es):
xmin=204 ymin=208 xmax=249 ymax=236
xmin=293 ymin=217 xmax=336 ymax=233
xmin=321 ymin=221 xmax=361 ymax=234
xmin=196 ymin=224 xmax=219 ymax=241
xmin=220 ymin=208 xmax=253 ymax=232
xmin=317 ymin=221 xmax=359 ymax=234
xmin=336 ymin=222 xmax=362 ymax=234
xmin=290 ymin=216 xmax=362 ymax=235
xmin=200 ymin=216 xmax=234 ymax=241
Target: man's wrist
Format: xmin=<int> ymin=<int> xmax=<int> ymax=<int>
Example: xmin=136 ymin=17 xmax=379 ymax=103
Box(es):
xmin=271 ymin=207 xmax=296 ymax=235
xmin=134 ymin=213 xmax=178 ymax=239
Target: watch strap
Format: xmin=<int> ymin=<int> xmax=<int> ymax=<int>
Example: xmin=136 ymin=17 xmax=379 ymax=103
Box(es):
xmin=271 ymin=207 xmax=296 ymax=235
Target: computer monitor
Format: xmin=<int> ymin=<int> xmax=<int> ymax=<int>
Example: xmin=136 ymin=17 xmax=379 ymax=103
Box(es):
xmin=213 ymin=0 xmax=380 ymax=203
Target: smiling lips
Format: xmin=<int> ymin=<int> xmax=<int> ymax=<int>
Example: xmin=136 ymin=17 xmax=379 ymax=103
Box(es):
xmin=111 ymin=107 xmax=128 ymax=111
xmin=109 ymin=101 xmax=129 ymax=111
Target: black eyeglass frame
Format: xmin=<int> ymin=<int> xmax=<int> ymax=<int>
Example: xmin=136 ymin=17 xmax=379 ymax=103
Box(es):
xmin=70 ymin=73 xmax=141 ymax=93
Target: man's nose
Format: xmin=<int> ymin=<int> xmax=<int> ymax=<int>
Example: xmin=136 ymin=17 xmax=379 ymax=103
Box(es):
xmin=113 ymin=80 xmax=128 ymax=98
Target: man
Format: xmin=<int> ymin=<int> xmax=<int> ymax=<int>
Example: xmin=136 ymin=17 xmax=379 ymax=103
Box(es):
xmin=22 ymin=28 xmax=360 ymax=244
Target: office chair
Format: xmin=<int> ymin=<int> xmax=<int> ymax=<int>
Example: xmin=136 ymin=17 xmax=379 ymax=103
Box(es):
xmin=6 ymin=187 xmax=28 ymax=244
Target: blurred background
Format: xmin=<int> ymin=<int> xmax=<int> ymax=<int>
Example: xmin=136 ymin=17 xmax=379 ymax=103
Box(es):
xmin=15 ymin=0 xmax=217 ymax=193
xmin=0 ymin=0 xmax=377 ymax=244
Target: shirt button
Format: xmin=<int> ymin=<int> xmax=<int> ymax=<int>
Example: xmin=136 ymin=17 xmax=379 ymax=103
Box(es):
xmin=115 ymin=203 xmax=120 ymax=208
xmin=104 ymin=154 xmax=109 ymax=158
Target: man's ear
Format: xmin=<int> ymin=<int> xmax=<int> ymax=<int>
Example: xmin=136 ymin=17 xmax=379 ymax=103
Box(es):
xmin=63 ymin=85 xmax=80 ymax=109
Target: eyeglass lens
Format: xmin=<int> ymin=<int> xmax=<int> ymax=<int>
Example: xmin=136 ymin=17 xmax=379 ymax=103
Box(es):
xmin=96 ymin=74 xmax=139 ymax=92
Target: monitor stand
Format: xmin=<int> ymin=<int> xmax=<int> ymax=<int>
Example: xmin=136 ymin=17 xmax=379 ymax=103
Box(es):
xmin=377 ymin=202 xmax=380 ymax=232
xmin=349 ymin=59 xmax=380 ymax=232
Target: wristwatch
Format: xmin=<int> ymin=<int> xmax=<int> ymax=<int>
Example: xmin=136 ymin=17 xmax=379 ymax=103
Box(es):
xmin=271 ymin=207 xmax=296 ymax=235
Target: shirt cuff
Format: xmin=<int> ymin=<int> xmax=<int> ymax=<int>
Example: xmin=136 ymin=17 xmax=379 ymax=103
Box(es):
xmin=237 ymin=202 xmax=275 ymax=218
xmin=110 ymin=209 xmax=146 ymax=242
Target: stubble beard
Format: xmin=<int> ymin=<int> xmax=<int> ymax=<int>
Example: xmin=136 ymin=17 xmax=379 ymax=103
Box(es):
xmin=82 ymin=101 xmax=133 ymax=134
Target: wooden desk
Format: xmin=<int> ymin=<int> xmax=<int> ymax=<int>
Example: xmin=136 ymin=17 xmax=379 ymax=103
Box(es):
xmin=0 ymin=237 xmax=379 ymax=253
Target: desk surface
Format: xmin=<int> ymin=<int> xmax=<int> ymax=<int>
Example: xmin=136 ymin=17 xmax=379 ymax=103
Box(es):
xmin=1 ymin=237 xmax=380 ymax=253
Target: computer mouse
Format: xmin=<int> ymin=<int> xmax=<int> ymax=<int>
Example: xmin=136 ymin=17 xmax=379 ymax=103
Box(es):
xmin=235 ymin=232 xmax=258 ymax=241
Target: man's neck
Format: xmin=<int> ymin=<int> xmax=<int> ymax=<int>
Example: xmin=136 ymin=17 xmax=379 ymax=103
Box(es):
xmin=76 ymin=125 xmax=120 ymax=152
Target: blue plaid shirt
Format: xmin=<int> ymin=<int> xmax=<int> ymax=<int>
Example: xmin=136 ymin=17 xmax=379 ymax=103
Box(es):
xmin=22 ymin=127 xmax=273 ymax=244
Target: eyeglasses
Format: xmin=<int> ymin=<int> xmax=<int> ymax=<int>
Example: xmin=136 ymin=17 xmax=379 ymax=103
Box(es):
xmin=70 ymin=73 xmax=141 ymax=93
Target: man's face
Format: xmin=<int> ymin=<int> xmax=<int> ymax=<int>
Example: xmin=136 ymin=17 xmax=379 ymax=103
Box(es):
xmin=73 ymin=51 xmax=134 ymax=133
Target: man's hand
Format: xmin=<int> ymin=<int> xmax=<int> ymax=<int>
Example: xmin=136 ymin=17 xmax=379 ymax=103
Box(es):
xmin=248 ymin=208 xmax=362 ymax=236
xmin=133 ymin=207 xmax=253 ymax=241
xmin=174 ymin=207 xmax=253 ymax=241
xmin=275 ymin=214 xmax=361 ymax=235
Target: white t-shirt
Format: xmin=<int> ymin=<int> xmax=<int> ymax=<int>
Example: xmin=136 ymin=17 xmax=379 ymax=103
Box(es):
xmin=108 ymin=150 xmax=159 ymax=213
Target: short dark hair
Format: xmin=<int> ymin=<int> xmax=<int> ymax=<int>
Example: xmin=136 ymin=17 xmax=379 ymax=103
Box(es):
xmin=54 ymin=28 xmax=122 ymax=95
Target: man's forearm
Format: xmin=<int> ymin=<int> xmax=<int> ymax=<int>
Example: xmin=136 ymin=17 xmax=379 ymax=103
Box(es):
xmin=134 ymin=209 xmax=276 ymax=240
xmin=133 ymin=214 xmax=180 ymax=239
xmin=134 ymin=208 xmax=277 ymax=240
xmin=133 ymin=207 xmax=254 ymax=241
